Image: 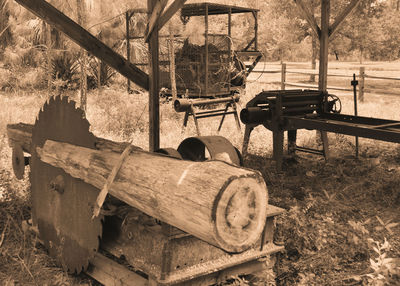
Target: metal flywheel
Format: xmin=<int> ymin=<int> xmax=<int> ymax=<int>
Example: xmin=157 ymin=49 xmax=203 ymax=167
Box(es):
xmin=30 ymin=95 xmax=103 ymax=274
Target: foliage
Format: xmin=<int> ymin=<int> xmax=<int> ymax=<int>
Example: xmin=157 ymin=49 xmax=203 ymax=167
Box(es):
xmin=51 ymin=52 xmax=80 ymax=90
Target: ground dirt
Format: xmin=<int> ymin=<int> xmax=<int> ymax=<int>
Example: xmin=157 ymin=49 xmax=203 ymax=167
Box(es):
xmin=1 ymin=61 xmax=400 ymax=285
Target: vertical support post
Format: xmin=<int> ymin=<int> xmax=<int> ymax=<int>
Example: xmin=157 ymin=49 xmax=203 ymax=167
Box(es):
xmin=168 ymin=23 xmax=177 ymax=101
xmin=46 ymin=23 xmax=52 ymax=96
xmin=228 ymin=7 xmax=232 ymax=94
xmin=359 ymin=66 xmax=365 ymax=102
xmin=254 ymin=11 xmax=258 ymax=50
xmin=126 ymin=11 xmax=131 ymax=93
xmin=148 ymin=0 xmax=160 ymax=152
xmin=318 ymin=0 xmax=330 ymax=160
xmin=242 ymin=125 xmax=254 ymax=157
xmin=204 ymin=3 xmax=209 ymax=96
xmin=318 ymin=0 xmax=330 ymax=92
xmin=77 ymin=0 xmax=87 ymax=112
xmin=281 ymin=63 xmax=286 ymax=90
xmin=352 ymin=73 xmax=359 ymax=158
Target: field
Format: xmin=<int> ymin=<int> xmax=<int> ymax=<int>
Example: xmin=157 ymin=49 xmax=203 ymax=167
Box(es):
xmin=1 ymin=61 xmax=400 ymax=285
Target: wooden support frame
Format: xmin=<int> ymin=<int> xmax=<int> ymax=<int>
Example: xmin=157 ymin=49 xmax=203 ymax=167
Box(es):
xmin=181 ymin=99 xmax=241 ymax=136
xmin=148 ymin=0 xmax=160 ymax=152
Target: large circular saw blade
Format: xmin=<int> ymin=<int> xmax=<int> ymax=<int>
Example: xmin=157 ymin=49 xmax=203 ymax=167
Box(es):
xmin=30 ymin=95 xmax=103 ymax=274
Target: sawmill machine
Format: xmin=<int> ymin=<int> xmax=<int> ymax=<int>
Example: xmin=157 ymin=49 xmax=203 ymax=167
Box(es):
xmin=240 ymin=89 xmax=400 ymax=170
xmin=8 ymin=95 xmax=284 ymax=285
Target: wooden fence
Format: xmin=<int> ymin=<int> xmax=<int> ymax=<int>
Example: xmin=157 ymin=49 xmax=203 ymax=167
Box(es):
xmin=251 ymin=63 xmax=400 ymax=101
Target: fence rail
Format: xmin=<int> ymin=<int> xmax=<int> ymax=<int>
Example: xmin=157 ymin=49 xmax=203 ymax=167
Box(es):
xmin=250 ymin=63 xmax=400 ymax=101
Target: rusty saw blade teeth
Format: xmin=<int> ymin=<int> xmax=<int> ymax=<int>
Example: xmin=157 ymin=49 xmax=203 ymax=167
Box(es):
xmin=30 ymin=95 xmax=102 ymax=274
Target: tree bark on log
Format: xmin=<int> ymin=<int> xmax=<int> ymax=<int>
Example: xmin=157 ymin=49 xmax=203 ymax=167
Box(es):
xmin=36 ymin=139 xmax=268 ymax=253
xmin=6 ymin=123 xmax=141 ymax=154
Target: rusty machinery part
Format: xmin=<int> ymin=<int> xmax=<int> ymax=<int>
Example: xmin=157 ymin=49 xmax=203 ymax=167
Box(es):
xmin=30 ymin=95 xmax=103 ymax=274
xmin=155 ymin=148 xmax=183 ymax=160
xmin=12 ymin=144 xmax=29 ymax=180
xmin=327 ymin=94 xmax=342 ymax=113
xmin=177 ymin=136 xmax=242 ymax=166
xmin=174 ymin=95 xmax=240 ymax=113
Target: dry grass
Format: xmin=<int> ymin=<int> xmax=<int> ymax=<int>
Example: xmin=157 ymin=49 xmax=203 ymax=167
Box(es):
xmin=1 ymin=62 xmax=400 ymax=285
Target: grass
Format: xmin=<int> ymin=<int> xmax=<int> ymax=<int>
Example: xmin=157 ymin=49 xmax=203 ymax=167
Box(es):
xmin=1 ymin=62 xmax=400 ymax=285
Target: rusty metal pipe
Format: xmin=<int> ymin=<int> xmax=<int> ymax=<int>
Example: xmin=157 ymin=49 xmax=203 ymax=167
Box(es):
xmin=240 ymin=107 xmax=270 ymax=124
xmin=174 ymin=95 xmax=239 ymax=112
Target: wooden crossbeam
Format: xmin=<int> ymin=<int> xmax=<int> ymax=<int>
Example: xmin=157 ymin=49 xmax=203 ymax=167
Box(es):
xmin=158 ymin=0 xmax=188 ymax=31
xmin=293 ymin=0 xmax=321 ymax=38
xmin=145 ymin=0 xmax=168 ymax=42
xmin=15 ymin=0 xmax=149 ymax=90
xmin=329 ymin=0 xmax=361 ymax=38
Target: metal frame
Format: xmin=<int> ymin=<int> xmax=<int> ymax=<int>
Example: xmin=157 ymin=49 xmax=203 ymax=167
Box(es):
xmin=241 ymin=89 xmax=400 ymax=171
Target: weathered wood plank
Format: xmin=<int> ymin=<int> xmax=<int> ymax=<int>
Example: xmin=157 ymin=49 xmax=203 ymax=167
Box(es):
xmin=329 ymin=0 xmax=361 ymax=38
xmin=148 ymin=0 xmax=160 ymax=152
xmin=158 ymin=0 xmax=188 ymax=31
xmin=293 ymin=0 xmax=321 ymax=39
xmin=15 ymin=0 xmax=149 ymax=90
xmin=36 ymin=139 xmax=268 ymax=253
xmin=6 ymin=123 xmax=141 ymax=154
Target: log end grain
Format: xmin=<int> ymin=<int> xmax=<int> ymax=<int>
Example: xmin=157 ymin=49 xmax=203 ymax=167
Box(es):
xmin=213 ymin=175 xmax=268 ymax=253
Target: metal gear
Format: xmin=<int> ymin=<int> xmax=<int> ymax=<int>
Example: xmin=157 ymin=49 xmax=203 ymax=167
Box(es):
xmin=30 ymin=95 xmax=103 ymax=274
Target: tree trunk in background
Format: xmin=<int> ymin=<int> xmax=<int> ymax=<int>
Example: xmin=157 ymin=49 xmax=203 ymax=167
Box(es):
xmin=0 ymin=0 xmax=12 ymax=49
xmin=76 ymin=0 xmax=87 ymax=112
xmin=309 ymin=2 xmax=316 ymax=82
xmin=46 ymin=23 xmax=52 ymax=96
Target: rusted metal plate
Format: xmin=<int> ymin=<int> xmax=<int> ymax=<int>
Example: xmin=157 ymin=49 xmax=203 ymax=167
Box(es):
xmin=30 ymin=95 xmax=103 ymax=274
xmin=101 ymin=208 xmax=283 ymax=285
xmin=177 ymin=136 xmax=242 ymax=166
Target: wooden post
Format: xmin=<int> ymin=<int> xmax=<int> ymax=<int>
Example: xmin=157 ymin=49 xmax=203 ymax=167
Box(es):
xmin=126 ymin=11 xmax=131 ymax=93
xmin=318 ymin=0 xmax=330 ymax=160
xmin=46 ymin=23 xmax=52 ymax=96
xmin=76 ymin=0 xmax=87 ymax=112
xmin=204 ymin=3 xmax=209 ymax=96
xmin=168 ymin=23 xmax=177 ymax=101
xmin=228 ymin=7 xmax=232 ymax=94
xmin=318 ymin=0 xmax=330 ymax=92
xmin=253 ymin=11 xmax=258 ymax=50
xmin=281 ymin=63 xmax=286 ymax=90
xmin=359 ymin=66 xmax=365 ymax=102
xmin=148 ymin=0 xmax=160 ymax=152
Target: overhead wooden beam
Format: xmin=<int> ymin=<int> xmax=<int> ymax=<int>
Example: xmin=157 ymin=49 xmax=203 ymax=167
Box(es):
xmin=148 ymin=0 xmax=160 ymax=152
xmin=15 ymin=0 xmax=149 ymax=90
xmin=329 ymin=0 xmax=361 ymax=38
xmin=145 ymin=0 xmax=168 ymax=42
xmin=157 ymin=0 xmax=188 ymax=31
xmin=293 ymin=0 xmax=321 ymax=38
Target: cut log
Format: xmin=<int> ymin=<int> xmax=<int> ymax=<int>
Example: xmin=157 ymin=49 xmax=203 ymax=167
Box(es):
xmin=6 ymin=123 xmax=141 ymax=154
xmin=36 ymin=140 xmax=268 ymax=253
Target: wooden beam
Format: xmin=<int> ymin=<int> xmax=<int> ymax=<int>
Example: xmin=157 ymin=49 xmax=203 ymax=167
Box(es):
xmin=157 ymin=0 xmax=188 ymax=31
xmin=318 ymin=0 xmax=330 ymax=92
xmin=293 ymin=0 xmax=321 ymax=39
xmin=15 ymin=0 xmax=149 ymax=90
xmin=148 ymin=0 xmax=160 ymax=152
xmin=145 ymin=0 xmax=168 ymax=42
xmin=329 ymin=0 xmax=361 ymax=38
